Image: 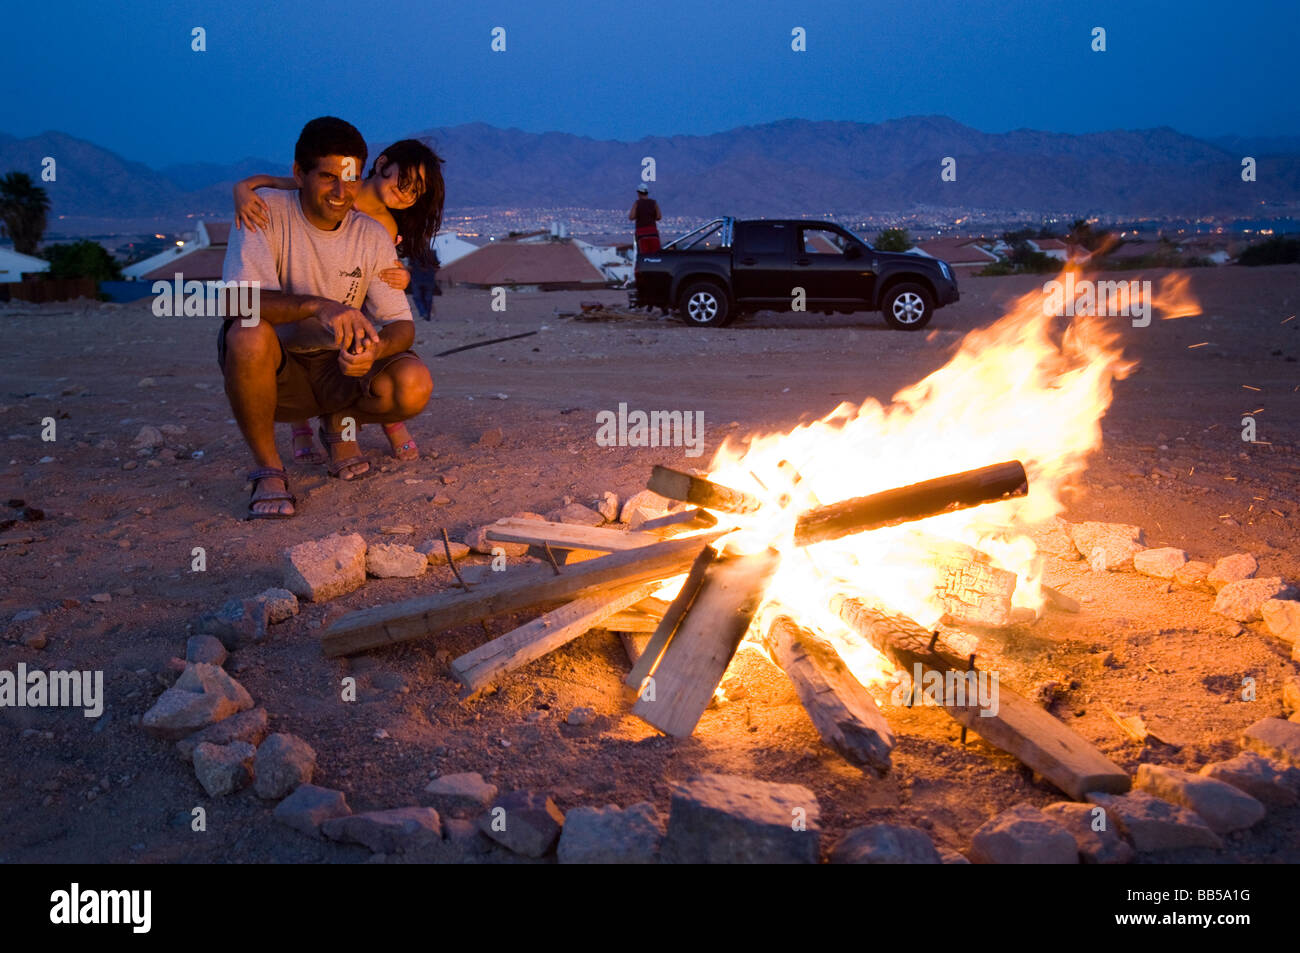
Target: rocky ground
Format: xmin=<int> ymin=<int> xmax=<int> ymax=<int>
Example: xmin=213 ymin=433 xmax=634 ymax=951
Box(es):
xmin=1 ymin=264 xmax=1298 ymax=863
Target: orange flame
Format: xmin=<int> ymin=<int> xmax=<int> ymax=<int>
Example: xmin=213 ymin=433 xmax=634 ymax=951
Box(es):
xmin=699 ymin=265 xmax=1200 ymax=685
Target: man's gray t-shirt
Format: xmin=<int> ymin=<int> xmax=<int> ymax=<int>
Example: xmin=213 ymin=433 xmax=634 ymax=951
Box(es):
xmin=222 ymin=188 xmax=412 ymax=351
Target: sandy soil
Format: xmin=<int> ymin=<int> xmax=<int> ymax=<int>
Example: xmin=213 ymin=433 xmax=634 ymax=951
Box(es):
xmin=1 ymin=265 xmax=1298 ymax=863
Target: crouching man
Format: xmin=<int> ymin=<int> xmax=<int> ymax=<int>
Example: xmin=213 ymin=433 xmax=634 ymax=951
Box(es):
xmin=219 ymin=116 xmax=432 ymax=518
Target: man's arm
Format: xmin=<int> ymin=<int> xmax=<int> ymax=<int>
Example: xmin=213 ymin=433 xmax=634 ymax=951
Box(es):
xmin=374 ymin=318 xmax=414 ymax=358
xmin=250 ymin=291 xmax=333 ymax=326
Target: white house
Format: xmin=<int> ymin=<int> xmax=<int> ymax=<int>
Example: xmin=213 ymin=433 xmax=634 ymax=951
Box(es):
xmin=0 ymin=247 xmax=50 ymax=282
xmin=1028 ymin=238 xmax=1069 ymax=261
xmin=123 ymin=221 xmax=228 ymax=280
xmin=432 ymin=231 xmax=481 ymax=267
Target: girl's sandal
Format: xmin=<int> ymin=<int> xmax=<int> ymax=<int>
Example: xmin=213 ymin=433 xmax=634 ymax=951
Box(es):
xmin=247 ymin=467 xmax=296 ymax=519
xmin=382 ymin=422 xmax=419 ymax=461
xmin=317 ymin=425 xmax=371 ymax=480
xmin=291 ymin=425 xmax=326 ymax=465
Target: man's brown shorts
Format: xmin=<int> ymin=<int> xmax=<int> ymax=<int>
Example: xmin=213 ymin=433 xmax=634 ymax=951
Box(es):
xmin=217 ymin=320 xmax=424 ymax=420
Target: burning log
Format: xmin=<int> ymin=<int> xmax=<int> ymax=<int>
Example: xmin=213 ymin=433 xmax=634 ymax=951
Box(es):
xmin=624 ymin=545 xmax=716 ymax=691
xmin=637 ymin=508 xmax=717 ymax=535
xmin=792 ymin=461 xmax=1028 ymax=547
xmin=758 ymin=612 xmax=894 ymax=774
xmin=832 ymin=593 xmax=1130 ymax=797
xmin=929 ymin=540 xmax=1018 ymax=627
xmin=321 ymin=531 xmax=724 ymax=657
xmin=630 ymin=546 xmax=780 ymax=737
xmin=451 ymin=581 xmax=661 ymax=695
xmin=830 ymin=594 xmax=1130 ymax=800
xmin=648 ymin=466 xmax=763 ymax=514
xmin=484 ymin=518 xmax=660 ymax=552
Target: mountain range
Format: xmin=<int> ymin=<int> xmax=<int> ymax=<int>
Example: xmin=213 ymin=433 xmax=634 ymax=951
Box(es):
xmin=2 ymin=117 xmax=1297 ymax=231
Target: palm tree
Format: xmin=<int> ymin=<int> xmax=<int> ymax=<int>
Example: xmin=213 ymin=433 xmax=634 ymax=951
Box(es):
xmin=0 ymin=172 xmax=52 ymax=255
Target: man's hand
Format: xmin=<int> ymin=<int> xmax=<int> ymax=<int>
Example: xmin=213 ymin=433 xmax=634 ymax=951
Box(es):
xmin=316 ymin=300 xmax=379 ymax=353
xmin=338 ymin=340 xmax=377 ymax=378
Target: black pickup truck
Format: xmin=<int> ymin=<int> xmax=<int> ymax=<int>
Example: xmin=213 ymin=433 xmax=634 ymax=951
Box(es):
xmin=630 ymin=217 xmax=959 ymax=329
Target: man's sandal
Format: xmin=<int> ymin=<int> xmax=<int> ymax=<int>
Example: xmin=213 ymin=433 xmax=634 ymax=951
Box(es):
xmin=247 ymin=467 xmax=296 ymax=519
xmin=317 ymin=425 xmax=371 ymax=480
xmin=382 ymin=422 xmax=419 ymax=461
xmin=291 ymin=425 xmax=325 ymax=465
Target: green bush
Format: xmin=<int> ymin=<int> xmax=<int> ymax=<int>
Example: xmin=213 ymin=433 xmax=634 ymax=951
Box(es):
xmin=42 ymin=240 xmax=123 ymax=282
xmin=874 ymin=228 xmax=912 ymax=251
xmin=1237 ymin=236 xmax=1300 ymax=266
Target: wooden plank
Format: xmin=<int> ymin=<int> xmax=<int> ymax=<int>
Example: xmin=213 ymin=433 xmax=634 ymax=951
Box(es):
xmin=759 ymin=613 xmax=894 ymax=774
xmin=632 ymin=548 xmax=780 ymax=737
xmin=831 ymin=594 xmax=1130 ymax=799
xmin=648 ymin=466 xmax=762 ymax=514
xmin=1042 ymin=583 xmax=1081 ymax=613
xmin=623 ymin=544 xmax=716 ymax=691
xmin=793 ymin=460 xmax=1027 ymax=547
xmin=636 ymin=507 xmax=717 ymax=535
xmin=618 ymin=631 xmax=652 ymax=664
xmin=600 ymin=610 xmax=663 ymax=633
xmin=451 ymin=581 xmax=659 ymax=694
xmin=485 ymin=518 xmax=660 ymax=552
xmin=321 ymin=531 xmax=723 ymax=657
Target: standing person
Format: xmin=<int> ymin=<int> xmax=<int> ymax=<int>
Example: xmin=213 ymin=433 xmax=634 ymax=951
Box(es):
xmin=408 ymin=251 xmax=441 ymax=321
xmin=220 ymin=116 xmax=433 ymax=518
xmin=234 ymin=138 xmax=444 ymax=462
xmin=629 ymin=183 xmax=661 ymax=254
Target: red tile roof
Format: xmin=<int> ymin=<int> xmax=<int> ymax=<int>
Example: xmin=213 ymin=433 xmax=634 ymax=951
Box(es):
xmin=140 ymin=247 xmax=228 ymax=281
xmin=204 ymin=222 xmax=231 ymax=245
xmin=440 ymin=241 xmax=608 ymax=287
xmin=914 ymin=238 xmax=999 ymax=265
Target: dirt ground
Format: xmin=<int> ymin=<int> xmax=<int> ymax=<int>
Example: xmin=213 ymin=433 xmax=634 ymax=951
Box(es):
xmin=1 ymin=264 xmax=1298 ymax=863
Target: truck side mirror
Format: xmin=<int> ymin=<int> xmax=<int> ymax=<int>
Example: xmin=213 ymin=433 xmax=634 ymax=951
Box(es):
xmin=845 ymin=244 xmax=863 ymax=260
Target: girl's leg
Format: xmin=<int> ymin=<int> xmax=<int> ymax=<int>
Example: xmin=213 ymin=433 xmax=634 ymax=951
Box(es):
xmin=290 ymin=419 xmax=325 ymax=465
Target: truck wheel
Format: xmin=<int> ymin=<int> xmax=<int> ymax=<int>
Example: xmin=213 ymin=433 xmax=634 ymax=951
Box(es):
xmin=882 ymin=283 xmax=933 ymax=330
xmin=678 ymin=281 xmax=731 ymax=327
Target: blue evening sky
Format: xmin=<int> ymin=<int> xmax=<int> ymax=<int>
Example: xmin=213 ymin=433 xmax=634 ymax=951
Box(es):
xmin=2 ymin=0 xmax=1294 ymax=165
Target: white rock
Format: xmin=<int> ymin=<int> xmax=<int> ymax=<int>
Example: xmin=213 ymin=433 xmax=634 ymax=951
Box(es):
xmin=417 ymin=539 xmax=470 ymax=565
xmin=366 ymin=542 xmax=427 ymax=578
xmin=283 ymin=533 xmax=367 ymax=602
xmin=1213 ymin=577 xmax=1290 ymax=622
xmin=253 ymin=733 xmax=318 ymax=800
xmin=131 ymin=425 xmax=163 ymax=449
xmin=1134 ymin=764 xmax=1265 ymax=833
xmin=969 ymin=803 xmax=1078 ymax=864
xmin=619 ymin=489 xmax=673 ymax=526
xmin=193 ymin=741 xmax=256 ymax=797
xmin=1133 ymin=547 xmax=1188 ymax=579
xmin=1069 ymin=521 xmax=1144 ymax=572
xmin=596 ymin=492 xmax=620 ymax=522
xmin=546 ymin=503 xmax=605 ymax=526
xmin=1261 ymin=599 xmax=1300 ymax=644
xmin=1172 ymin=560 xmax=1213 ymax=592
xmin=1208 ymin=553 xmax=1257 ymax=592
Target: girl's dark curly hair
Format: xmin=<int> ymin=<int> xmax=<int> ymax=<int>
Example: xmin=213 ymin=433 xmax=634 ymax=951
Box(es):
xmin=369 ymin=139 xmax=444 ymax=267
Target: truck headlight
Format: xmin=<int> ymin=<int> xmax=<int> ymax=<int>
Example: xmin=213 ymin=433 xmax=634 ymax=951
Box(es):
xmin=939 ymin=261 xmax=951 ymax=280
